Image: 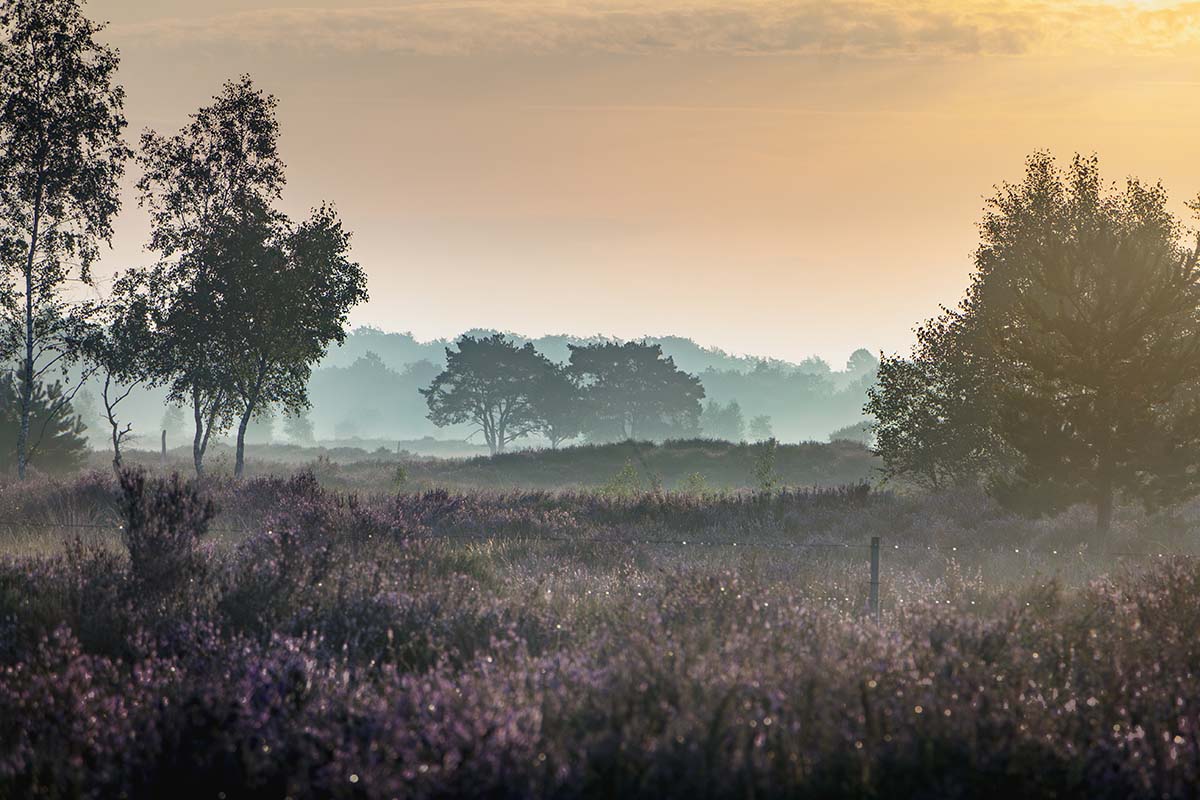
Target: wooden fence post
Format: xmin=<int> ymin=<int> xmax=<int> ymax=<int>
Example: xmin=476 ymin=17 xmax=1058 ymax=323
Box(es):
xmin=869 ymin=536 xmax=881 ymax=622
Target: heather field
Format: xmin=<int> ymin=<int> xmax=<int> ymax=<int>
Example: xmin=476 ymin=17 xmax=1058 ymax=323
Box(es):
xmin=1 ymin=469 xmax=1199 ymax=799
xmin=5 ymin=0 xmax=1200 ymax=798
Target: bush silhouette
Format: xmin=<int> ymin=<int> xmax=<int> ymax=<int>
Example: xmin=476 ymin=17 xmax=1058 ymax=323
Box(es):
xmin=118 ymin=468 xmax=215 ymax=600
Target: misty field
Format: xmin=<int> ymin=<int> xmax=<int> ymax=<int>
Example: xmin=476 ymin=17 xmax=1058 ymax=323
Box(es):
xmin=2 ymin=468 xmax=1199 ymax=799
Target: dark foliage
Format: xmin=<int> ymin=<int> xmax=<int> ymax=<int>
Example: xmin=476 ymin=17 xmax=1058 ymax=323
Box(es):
xmin=422 ymin=334 xmax=557 ymax=455
xmin=569 ymin=340 xmax=705 ymax=442
xmin=869 ymin=153 xmax=1200 ymax=531
xmin=0 ymin=0 xmax=131 ymax=480
xmin=117 ymin=468 xmax=214 ymax=601
xmin=0 ymin=375 xmax=87 ymax=476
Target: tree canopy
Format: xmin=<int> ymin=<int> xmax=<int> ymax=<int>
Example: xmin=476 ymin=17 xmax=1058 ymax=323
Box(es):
xmin=422 ymin=334 xmax=556 ymax=455
xmin=533 ymin=363 xmax=584 ymax=449
xmin=135 ymin=76 xmax=285 ymax=476
xmin=0 ymin=0 xmax=130 ymax=478
xmin=870 ymin=153 xmax=1200 ymax=531
xmin=221 ymin=204 xmax=367 ymax=477
xmin=568 ymin=341 xmax=705 ymax=442
xmin=0 ymin=374 xmax=86 ymax=475
xmin=135 ymin=76 xmax=366 ymax=477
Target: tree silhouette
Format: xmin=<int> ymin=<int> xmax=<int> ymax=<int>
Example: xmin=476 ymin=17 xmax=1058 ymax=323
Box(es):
xmin=867 ymin=313 xmax=1002 ymax=491
xmin=974 ymin=154 xmax=1200 ymax=530
xmin=422 ymin=334 xmax=555 ymax=455
xmin=701 ymin=399 xmax=745 ymax=442
xmin=871 ymin=153 xmax=1200 ymax=531
xmin=0 ymin=0 xmax=130 ymax=479
xmin=136 ymin=77 xmax=365 ymax=478
xmin=136 ymin=76 xmax=284 ymax=476
xmin=224 ymin=205 xmax=367 ymax=478
xmin=568 ymin=341 xmax=704 ymax=442
xmin=531 ymin=364 xmax=583 ymax=449
xmin=846 ymin=348 xmax=879 ymax=377
xmin=0 ymin=374 xmax=86 ymax=475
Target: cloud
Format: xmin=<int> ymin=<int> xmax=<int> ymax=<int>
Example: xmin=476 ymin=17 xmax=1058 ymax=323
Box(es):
xmin=109 ymin=1 xmax=1200 ymax=58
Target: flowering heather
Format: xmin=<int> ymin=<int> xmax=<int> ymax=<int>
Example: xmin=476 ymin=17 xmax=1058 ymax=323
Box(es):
xmin=1 ymin=471 xmax=1199 ymax=798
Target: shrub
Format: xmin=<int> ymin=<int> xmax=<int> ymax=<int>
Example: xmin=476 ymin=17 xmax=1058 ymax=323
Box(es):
xmin=601 ymin=460 xmax=644 ymax=498
xmin=752 ymin=437 xmax=779 ymax=492
xmin=117 ymin=468 xmax=215 ymax=601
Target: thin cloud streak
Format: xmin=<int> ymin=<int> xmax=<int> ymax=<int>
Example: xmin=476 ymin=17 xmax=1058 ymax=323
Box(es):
xmin=515 ymin=103 xmax=1111 ymax=121
xmin=109 ymin=1 xmax=1200 ymax=59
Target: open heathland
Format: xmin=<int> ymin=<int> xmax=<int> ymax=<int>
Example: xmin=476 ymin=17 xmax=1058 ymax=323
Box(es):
xmin=2 ymin=470 xmax=1199 ymax=798
xmin=81 ymin=438 xmax=879 ymax=494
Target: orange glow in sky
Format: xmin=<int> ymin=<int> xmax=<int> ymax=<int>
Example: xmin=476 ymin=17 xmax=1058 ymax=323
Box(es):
xmin=89 ymin=0 xmax=1200 ymax=364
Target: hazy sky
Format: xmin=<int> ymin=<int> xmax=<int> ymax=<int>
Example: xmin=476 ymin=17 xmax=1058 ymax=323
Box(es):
xmin=86 ymin=0 xmax=1200 ymax=366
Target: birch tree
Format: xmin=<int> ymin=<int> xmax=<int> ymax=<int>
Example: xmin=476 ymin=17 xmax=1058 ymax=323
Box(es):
xmin=0 ymin=0 xmax=130 ymax=478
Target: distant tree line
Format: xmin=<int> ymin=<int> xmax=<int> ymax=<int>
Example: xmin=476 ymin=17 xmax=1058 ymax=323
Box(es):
xmin=322 ymin=328 xmax=838 ymax=378
xmin=699 ymin=349 xmax=877 ymax=442
xmin=305 ymin=335 xmax=877 ymax=445
xmin=0 ymin=0 xmax=875 ymax=473
xmin=0 ymin=0 xmax=368 ymax=478
xmin=869 ymin=153 xmax=1200 ymax=532
xmin=421 ymin=335 xmax=709 ymax=454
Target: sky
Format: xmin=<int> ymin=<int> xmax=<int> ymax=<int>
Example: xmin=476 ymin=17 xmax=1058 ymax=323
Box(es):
xmin=86 ymin=0 xmax=1200 ymax=366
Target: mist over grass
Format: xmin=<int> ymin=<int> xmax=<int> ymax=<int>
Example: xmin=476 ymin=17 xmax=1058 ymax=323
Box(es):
xmin=84 ymin=438 xmax=878 ymax=494
xmin=2 ymin=469 xmax=1199 ymax=798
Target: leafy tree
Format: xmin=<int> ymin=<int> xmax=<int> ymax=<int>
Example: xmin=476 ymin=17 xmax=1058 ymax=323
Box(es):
xmin=752 ymin=438 xmax=779 ymax=493
xmin=872 ymin=153 xmax=1200 ymax=531
xmin=135 ymin=76 xmax=283 ymax=477
xmin=421 ymin=334 xmax=555 ymax=454
xmin=749 ymin=414 xmax=774 ymax=442
xmin=137 ymin=74 xmax=284 ymax=264
xmin=846 ymin=348 xmax=880 ymax=378
xmin=568 ymin=341 xmax=704 ymax=442
xmin=701 ymin=399 xmax=745 ymax=442
xmin=138 ymin=77 xmax=365 ymax=478
xmin=796 ymin=356 xmax=833 ymax=376
xmin=532 ymin=364 xmax=583 ymax=449
xmin=223 ymin=204 xmax=367 ymax=478
xmin=133 ymin=246 xmax=235 ymax=477
xmin=971 ymin=154 xmax=1200 ymax=530
xmin=0 ymin=0 xmax=130 ymax=479
xmin=283 ymin=410 xmax=315 ymax=444
xmin=867 ymin=313 xmax=1001 ymax=491
xmin=0 ymin=374 xmax=86 ymax=475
